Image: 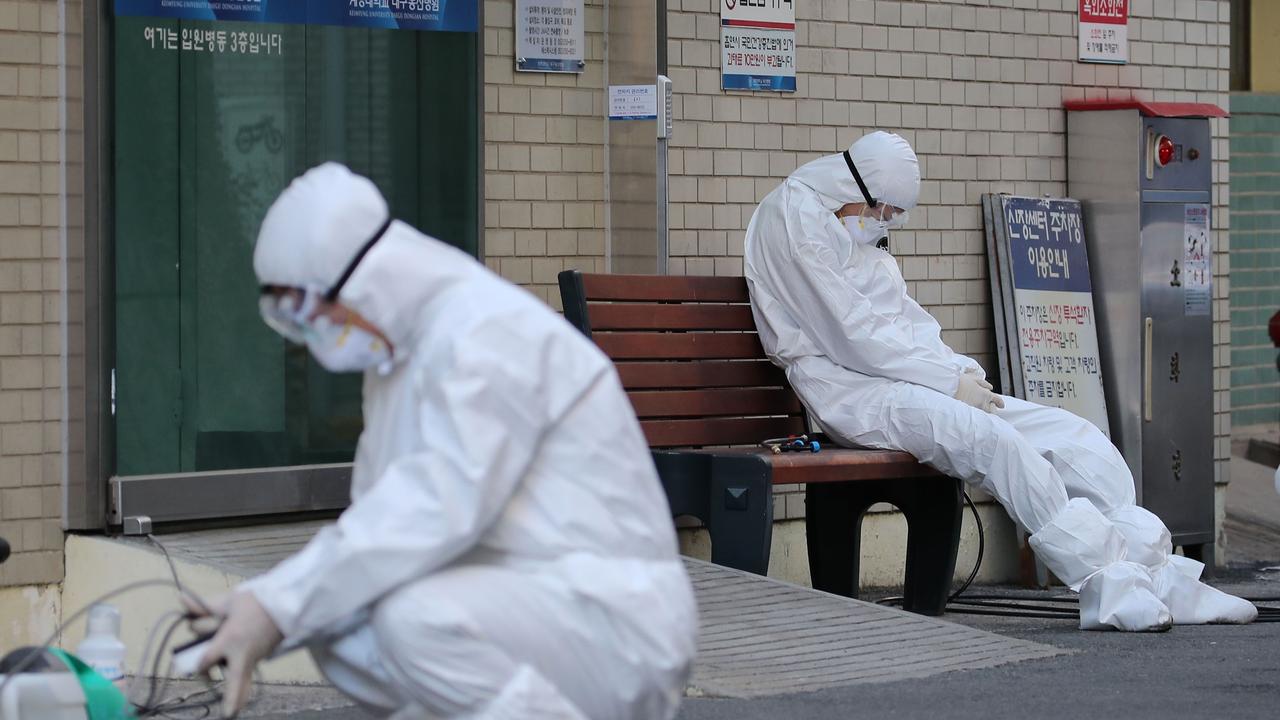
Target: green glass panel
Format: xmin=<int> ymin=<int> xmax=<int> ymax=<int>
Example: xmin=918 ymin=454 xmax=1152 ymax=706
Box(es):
xmin=113 ymin=17 xmax=478 ymax=474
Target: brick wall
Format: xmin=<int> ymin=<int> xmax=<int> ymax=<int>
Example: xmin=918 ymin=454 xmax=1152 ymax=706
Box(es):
xmin=0 ymin=0 xmax=65 ymax=587
xmin=483 ymin=0 xmax=608 ymax=310
xmin=660 ymin=0 xmax=1233 ymax=519
xmin=1229 ymin=92 xmax=1280 ymax=429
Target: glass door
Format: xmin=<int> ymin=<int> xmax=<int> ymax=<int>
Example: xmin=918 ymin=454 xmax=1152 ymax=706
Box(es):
xmin=112 ymin=16 xmax=478 ymax=476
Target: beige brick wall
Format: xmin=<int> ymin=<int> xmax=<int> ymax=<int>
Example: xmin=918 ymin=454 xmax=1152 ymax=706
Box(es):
xmin=0 ymin=0 xmax=65 ymax=586
xmin=483 ymin=0 xmax=609 ymax=309
xmin=660 ymin=0 xmax=1232 ymax=521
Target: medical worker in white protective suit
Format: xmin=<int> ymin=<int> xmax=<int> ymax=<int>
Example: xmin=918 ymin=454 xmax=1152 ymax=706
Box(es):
xmin=744 ymin=131 xmax=1256 ymax=632
xmin=185 ymin=163 xmax=698 ymax=719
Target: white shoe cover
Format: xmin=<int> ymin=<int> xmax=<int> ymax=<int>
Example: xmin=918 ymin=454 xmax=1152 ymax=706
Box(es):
xmin=1030 ymin=498 xmax=1172 ymax=631
xmin=1104 ymin=504 xmax=1257 ymax=625
xmin=1149 ymin=563 xmax=1258 ymax=625
xmin=1077 ymin=560 xmax=1173 ymax=632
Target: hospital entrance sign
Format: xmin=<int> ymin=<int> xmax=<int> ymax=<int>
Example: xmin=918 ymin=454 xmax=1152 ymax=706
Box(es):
xmin=720 ymin=0 xmax=796 ymax=92
xmin=999 ymin=196 xmax=1112 ymax=437
xmin=113 ymin=0 xmax=479 ymax=33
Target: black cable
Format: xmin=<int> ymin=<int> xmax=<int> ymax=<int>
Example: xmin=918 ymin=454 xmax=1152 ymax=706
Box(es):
xmin=944 ymin=606 xmax=1077 ymax=620
xmin=958 ymin=593 xmax=1079 ymax=604
xmin=136 ymin=614 xmax=185 ymax=716
xmin=947 ymin=598 xmax=1078 ymax=614
xmin=135 ymin=534 xmax=221 ymax=718
xmin=949 ymin=490 xmax=985 ymax=601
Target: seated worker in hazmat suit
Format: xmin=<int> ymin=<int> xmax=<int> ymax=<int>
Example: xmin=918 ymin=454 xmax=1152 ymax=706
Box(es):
xmin=184 ymin=163 xmax=698 ymax=719
xmin=744 ymin=131 xmax=1256 ymax=632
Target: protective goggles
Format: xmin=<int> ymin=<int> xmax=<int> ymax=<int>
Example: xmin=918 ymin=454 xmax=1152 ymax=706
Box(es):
xmin=259 ymin=286 xmax=324 ymax=344
xmin=859 ymin=202 xmax=910 ymax=229
xmin=843 ymin=149 xmax=910 ymax=229
xmin=258 ymin=217 xmax=392 ymax=344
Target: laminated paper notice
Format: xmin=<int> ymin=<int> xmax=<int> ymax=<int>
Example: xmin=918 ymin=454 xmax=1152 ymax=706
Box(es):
xmin=1184 ymin=203 xmax=1211 ymax=316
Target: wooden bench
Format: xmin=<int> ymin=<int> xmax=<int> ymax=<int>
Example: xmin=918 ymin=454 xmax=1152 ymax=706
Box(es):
xmin=558 ymin=270 xmax=965 ymax=615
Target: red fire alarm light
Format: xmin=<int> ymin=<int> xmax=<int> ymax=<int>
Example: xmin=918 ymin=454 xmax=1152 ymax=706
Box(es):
xmin=1156 ymin=134 xmax=1175 ymax=167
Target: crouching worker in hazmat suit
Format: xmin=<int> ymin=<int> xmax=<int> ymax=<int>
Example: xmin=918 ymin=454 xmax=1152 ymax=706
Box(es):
xmin=183 ymin=163 xmax=698 ymax=718
xmin=744 ymin=131 xmax=1256 ymax=632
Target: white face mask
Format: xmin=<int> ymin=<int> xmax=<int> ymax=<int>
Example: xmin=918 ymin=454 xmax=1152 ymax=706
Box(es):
xmin=306 ymin=316 xmax=393 ymax=375
xmin=842 ymin=215 xmax=888 ymax=247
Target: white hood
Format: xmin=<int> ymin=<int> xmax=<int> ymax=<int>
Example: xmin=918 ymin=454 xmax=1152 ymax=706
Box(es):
xmin=253 ymin=162 xmax=482 ymax=354
xmin=789 ymin=130 xmax=921 ymax=212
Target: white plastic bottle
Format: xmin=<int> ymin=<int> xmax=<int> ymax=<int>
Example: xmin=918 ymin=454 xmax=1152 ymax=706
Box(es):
xmin=76 ymin=603 xmax=127 ymax=688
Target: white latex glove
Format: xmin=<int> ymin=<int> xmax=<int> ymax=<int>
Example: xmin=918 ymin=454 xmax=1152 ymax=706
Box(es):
xmin=183 ymin=591 xmax=283 ymax=718
xmin=954 ymin=373 xmax=1004 ymax=413
xmin=963 ymin=366 xmax=993 ymax=391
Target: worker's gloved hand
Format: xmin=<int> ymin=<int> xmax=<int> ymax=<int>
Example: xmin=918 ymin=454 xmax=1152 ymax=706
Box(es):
xmin=183 ymin=590 xmax=283 ymax=718
xmin=962 ymin=365 xmax=993 ymax=390
xmin=954 ymin=373 xmax=1004 ymax=413
xmin=181 ymin=591 xmax=227 ymax=637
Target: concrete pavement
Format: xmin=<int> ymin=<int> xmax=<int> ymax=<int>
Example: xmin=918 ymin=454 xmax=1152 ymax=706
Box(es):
xmin=167 ymin=450 xmax=1280 ymax=719
xmin=227 ymin=569 xmax=1280 ymax=720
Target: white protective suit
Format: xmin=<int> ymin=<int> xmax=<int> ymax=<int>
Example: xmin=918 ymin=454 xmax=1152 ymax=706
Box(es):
xmin=744 ymin=132 xmax=1255 ymax=631
xmin=243 ymin=164 xmax=698 ymax=718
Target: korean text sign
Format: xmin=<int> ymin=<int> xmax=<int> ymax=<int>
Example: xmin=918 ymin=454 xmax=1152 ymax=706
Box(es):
xmin=1002 ymin=196 xmax=1111 ymax=436
xmin=114 ymin=0 xmax=478 ymax=33
xmin=721 ymin=0 xmax=796 ymax=92
xmin=517 ymin=0 xmax=584 ymax=73
xmin=1079 ymin=0 xmax=1127 ymax=64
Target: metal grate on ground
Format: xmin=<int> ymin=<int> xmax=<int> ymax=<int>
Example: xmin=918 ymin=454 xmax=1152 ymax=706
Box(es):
xmin=686 ymin=558 xmax=1066 ymax=698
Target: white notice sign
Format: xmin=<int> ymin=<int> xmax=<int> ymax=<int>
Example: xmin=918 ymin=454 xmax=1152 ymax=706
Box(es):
xmin=516 ymin=0 xmax=584 ymax=73
xmin=1078 ymin=0 xmax=1128 ymax=64
xmin=1002 ymin=196 xmax=1111 ymax=437
xmin=608 ymin=85 xmax=657 ymax=121
xmin=721 ymin=0 xmax=796 ymax=92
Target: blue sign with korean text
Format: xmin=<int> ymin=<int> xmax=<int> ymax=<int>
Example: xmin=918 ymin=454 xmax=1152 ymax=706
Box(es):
xmin=114 ymin=0 xmax=478 ymax=33
xmin=998 ymin=195 xmax=1111 ymax=436
xmin=1003 ymin=196 xmax=1092 ymax=294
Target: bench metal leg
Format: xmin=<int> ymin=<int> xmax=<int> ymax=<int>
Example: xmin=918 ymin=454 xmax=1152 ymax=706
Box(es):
xmin=806 ymin=483 xmax=878 ymax=598
xmin=898 ymin=478 xmax=964 ymax=616
xmin=806 ymin=478 xmax=963 ymax=615
xmin=650 ymin=451 xmax=712 ymax=522
xmin=707 ymin=456 xmax=774 ymax=576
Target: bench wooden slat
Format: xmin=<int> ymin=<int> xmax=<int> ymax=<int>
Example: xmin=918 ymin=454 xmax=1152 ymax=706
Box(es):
xmin=686 ymin=447 xmax=943 ymax=483
xmin=595 ymin=332 xmax=764 ymax=360
xmin=641 ymin=416 xmax=807 ymax=448
xmin=615 ymin=360 xmax=788 ymax=390
xmin=627 ymin=388 xmax=804 ymax=419
xmin=582 ymin=274 xmax=749 ymax=303
xmin=588 ymin=303 xmax=756 ymax=331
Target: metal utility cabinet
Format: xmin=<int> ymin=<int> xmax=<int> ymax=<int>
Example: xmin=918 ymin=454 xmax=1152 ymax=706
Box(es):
xmin=1066 ymin=100 xmax=1226 ymax=560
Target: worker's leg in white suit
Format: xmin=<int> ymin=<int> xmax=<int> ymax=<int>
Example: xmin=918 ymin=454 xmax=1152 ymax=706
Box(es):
xmin=308 ymin=562 xmax=688 ymax=719
xmin=996 ymin=397 xmax=1255 ymax=625
xmin=794 ymin=366 xmax=1170 ymax=631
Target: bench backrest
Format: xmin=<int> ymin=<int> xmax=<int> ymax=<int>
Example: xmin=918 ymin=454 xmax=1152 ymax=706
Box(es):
xmin=558 ymin=271 xmax=807 ymax=448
